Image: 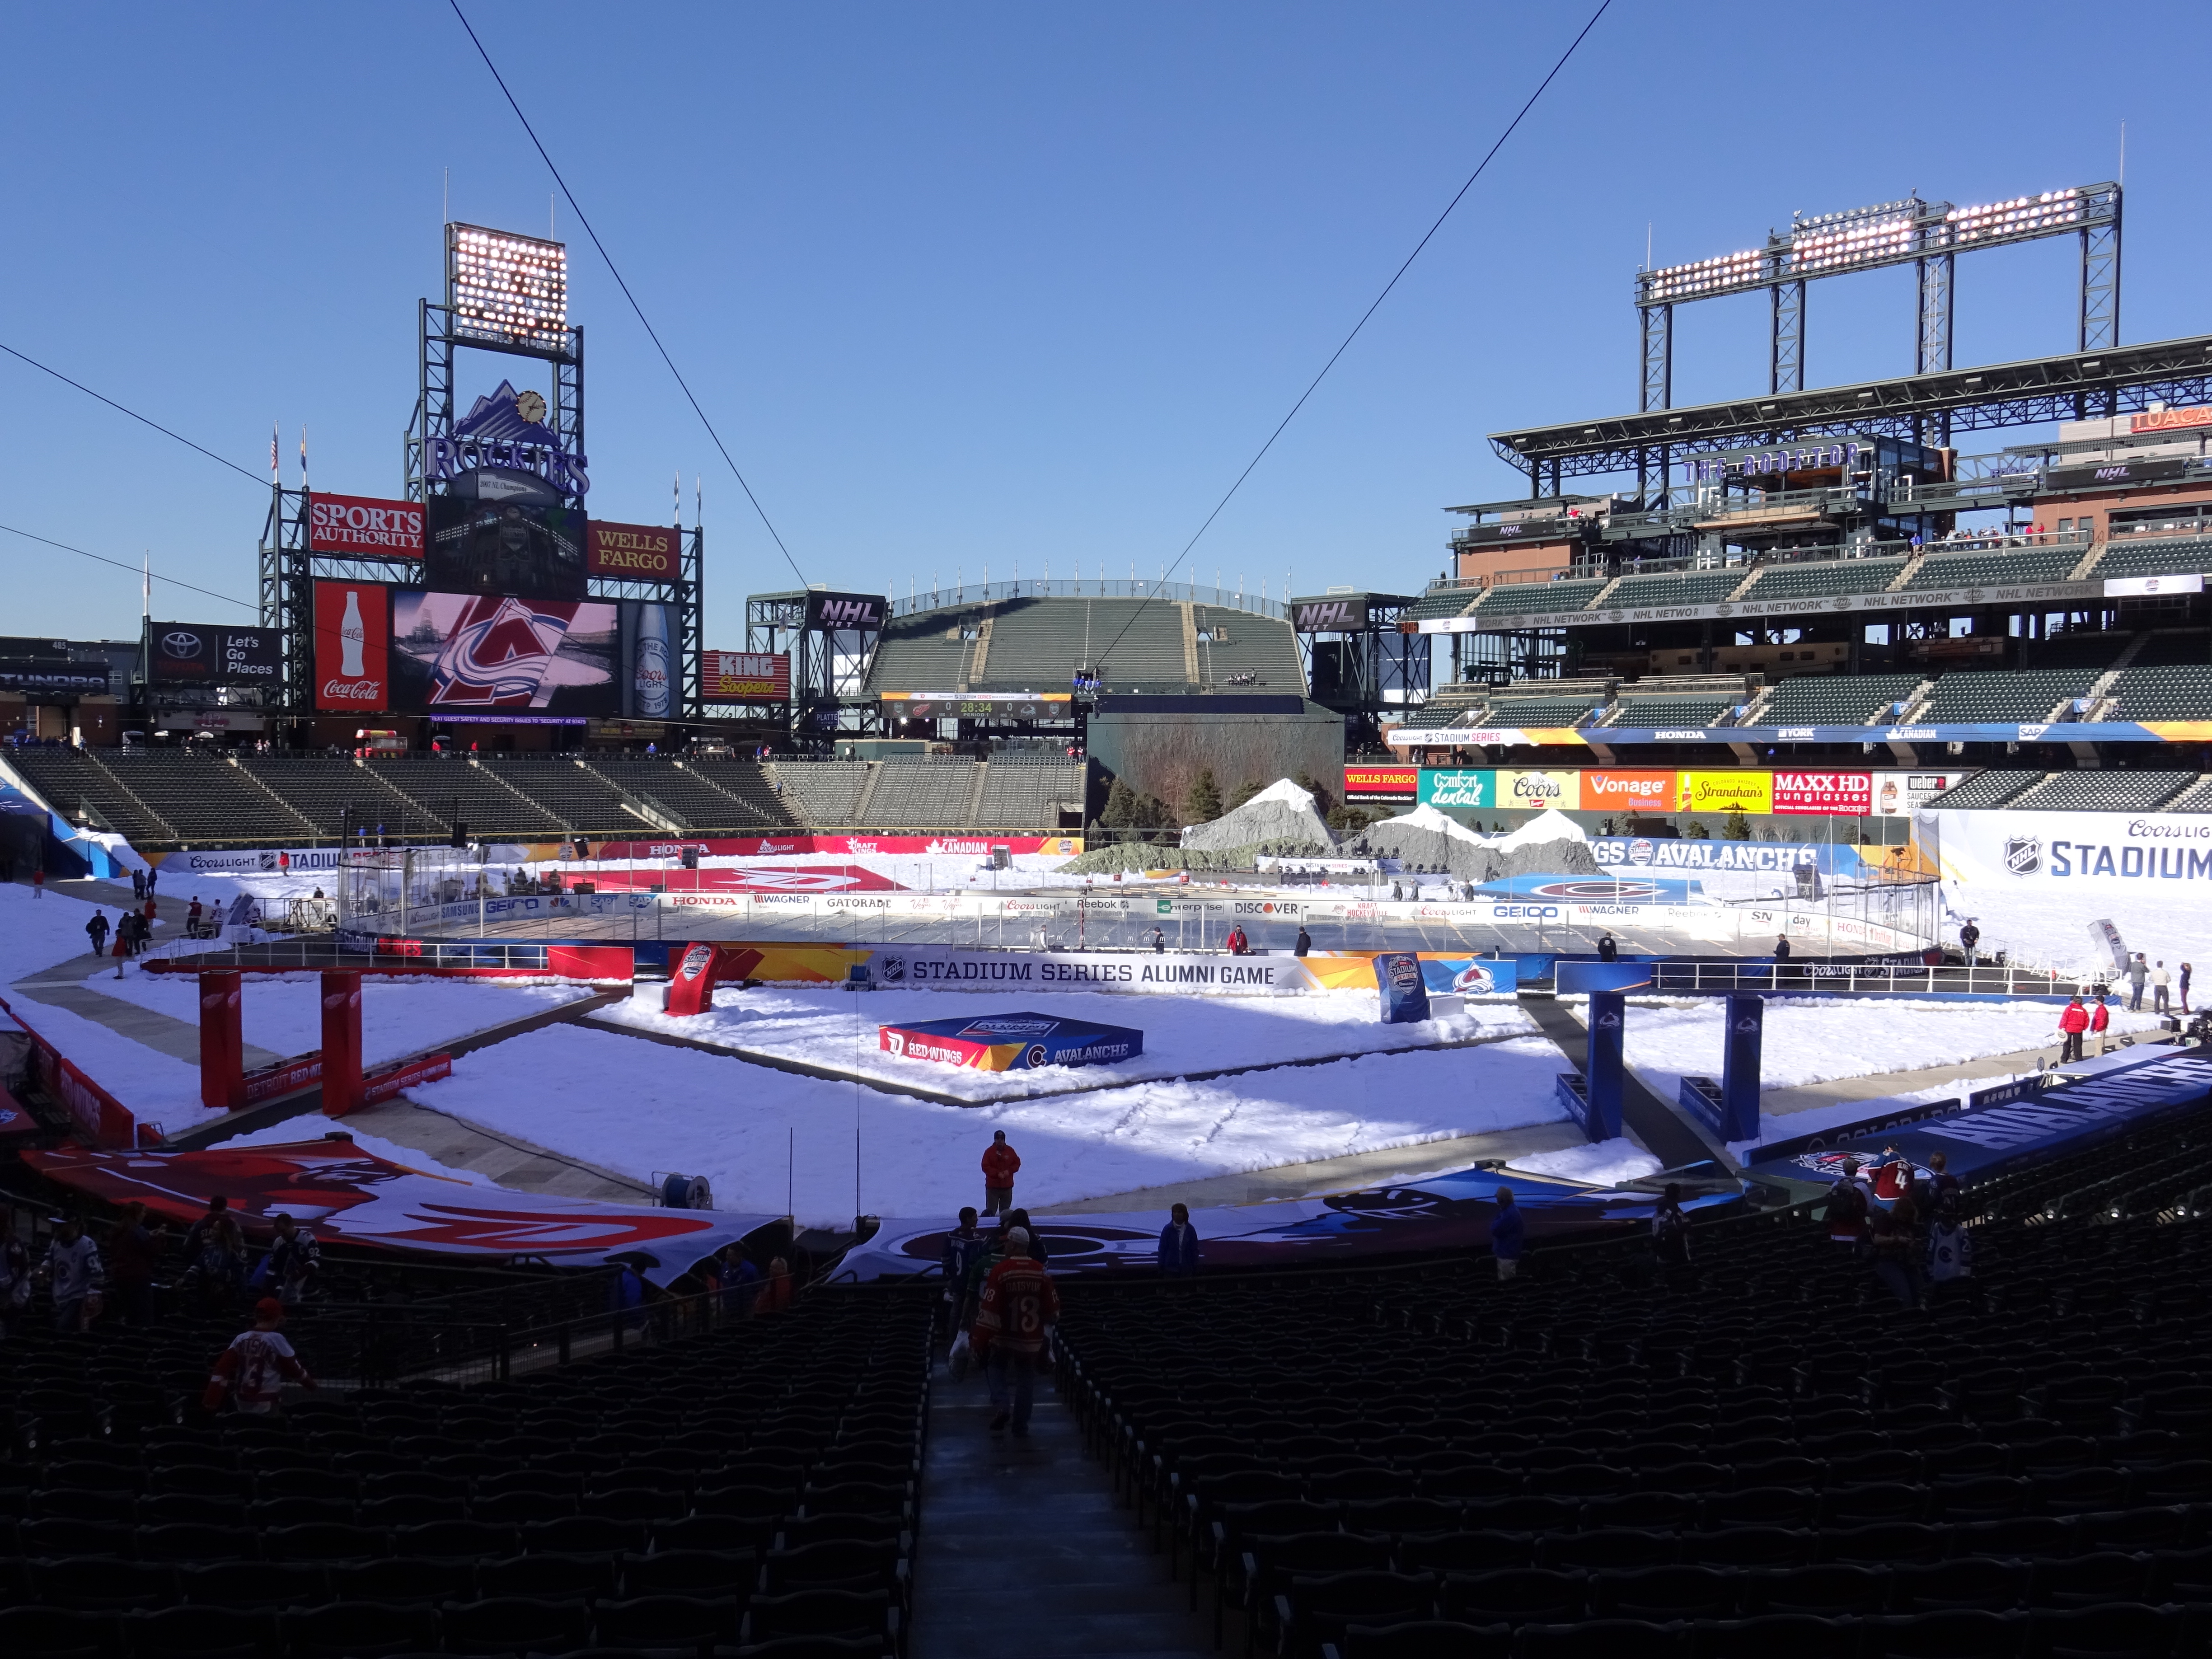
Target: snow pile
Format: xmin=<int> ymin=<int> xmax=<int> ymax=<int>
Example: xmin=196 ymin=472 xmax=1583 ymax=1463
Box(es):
xmin=594 ymin=982 xmax=1538 ymax=1101
xmin=0 ymin=881 xmax=173 ymax=981
xmin=1352 ymin=805 xmax=1604 ymax=881
xmin=207 ymin=1116 xmax=497 ymax=1186
xmin=1182 ymin=779 xmax=1334 ymax=852
xmin=1511 ymin=1139 xmax=1664 ymax=1187
xmin=408 ymin=1024 xmax=1576 ymax=1225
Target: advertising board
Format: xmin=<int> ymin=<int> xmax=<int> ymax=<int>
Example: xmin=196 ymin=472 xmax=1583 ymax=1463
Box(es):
xmin=1582 ymin=769 xmax=1678 ymax=812
xmin=307 ymin=494 xmax=424 ymax=557
xmin=1498 ymin=769 xmax=1582 ymax=811
xmin=588 ymin=520 xmax=680 ymax=579
xmin=879 ymin=692 xmax=1070 ymax=720
xmin=425 ymin=493 xmax=588 ymax=601
xmin=1417 ymin=768 xmax=1494 ymax=810
xmin=392 ymin=591 xmax=620 ymax=715
xmin=1772 ymin=770 xmax=1873 ymax=815
xmin=148 ymin=623 xmax=281 ymax=689
xmin=705 ymin=652 xmax=791 ymax=701
xmin=1344 ymin=764 xmax=1417 ymax=799
xmin=1292 ymin=596 xmax=1371 ymax=632
xmin=1680 ymin=770 xmax=1773 ymax=813
xmin=805 ymin=591 xmax=887 ymax=632
xmin=1934 ymin=808 xmax=2212 ymax=896
xmin=878 ymin=1012 xmax=1143 ymax=1071
xmin=312 ymin=581 xmax=390 ymax=712
xmin=1872 ymin=770 xmax=1958 ymax=817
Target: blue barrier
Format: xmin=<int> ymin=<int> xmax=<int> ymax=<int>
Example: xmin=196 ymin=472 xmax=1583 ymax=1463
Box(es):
xmin=1556 ymin=960 xmax=1659 ymax=996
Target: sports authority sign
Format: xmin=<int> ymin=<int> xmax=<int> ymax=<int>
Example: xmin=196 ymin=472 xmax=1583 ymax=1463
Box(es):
xmin=307 ymin=494 xmax=424 ymax=556
xmin=313 ymin=581 xmax=389 ymax=711
xmin=588 ymin=520 xmax=680 ymax=578
xmin=705 ymin=651 xmax=791 ymax=701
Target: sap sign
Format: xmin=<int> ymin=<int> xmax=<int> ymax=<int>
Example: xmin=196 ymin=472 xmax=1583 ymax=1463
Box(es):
xmin=1936 ymin=809 xmax=2212 ymax=893
xmin=1418 ymin=769 xmax=1494 ymax=810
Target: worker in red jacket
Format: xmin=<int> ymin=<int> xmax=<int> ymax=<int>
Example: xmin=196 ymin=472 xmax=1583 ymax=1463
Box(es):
xmin=202 ymin=1299 xmax=315 ymax=1415
xmin=2090 ymin=994 xmax=2113 ymax=1056
xmin=2057 ymin=996 xmax=2089 ymax=1064
xmin=981 ymin=1130 xmax=1020 ymax=1216
xmin=970 ymin=1226 xmax=1060 ymax=1435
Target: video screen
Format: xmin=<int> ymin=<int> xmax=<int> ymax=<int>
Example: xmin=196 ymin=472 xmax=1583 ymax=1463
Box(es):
xmin=425 ymin=495 xmax=587 ymax=601
xmin=391 ymin=590 xmax=619 ymax=715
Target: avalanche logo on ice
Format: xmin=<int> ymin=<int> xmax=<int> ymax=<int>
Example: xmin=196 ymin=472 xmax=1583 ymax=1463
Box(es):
xmin=1525 ymin=878 xmax=1665 ymax=901
xmin=2004 ymin=835 xmax=2043 ymax=877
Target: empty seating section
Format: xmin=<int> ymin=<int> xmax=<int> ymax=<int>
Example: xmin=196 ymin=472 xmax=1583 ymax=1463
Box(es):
xmin=974 ymin=758 xmax=1083 ymax=828
xmin=1606 ymin=696 xmax=1736 ymax=729
xmin=1057 ymin=1097 xmax=2212 ymax=1658
xmin=1925 ymin=770 xmax=2044 ymax=808
xmin=682 ymin=758 xmax=803 ymax=828
xmin=1406 ymin=589 xmax=1480 ymax=620
xmin=860 ymin=760 xmax=975 ymax=828
xmin=2104 ymin=666 xmax=2212 ymax=723
xmin=769 ymin=762 xmax=870 ymax=825
xmin=1484 ymin=698 xmax=1603 ymax=728
xmin=366 ymin=758 xmax=569 ymax=837
xmin=3 ymin=748 xmax=170 ymax=842
xmin=1739 ymin=558 xmax=1904 ymax=601
xmin=2130 ymin=632 xmax=2212 ymax=670
xmin=0 ymin=1290 xmax=927 ymax=1658
xmin=236 ymin=758 xmax=433 ymax=839
xmin=582 ymin=757 xmax=790 ymax=832
xmin=2161 ymin=775 xmax=2212 ymax=812
xmin=1903 ymin=544 xmax=2084 ymax=590
xmin=1064 ymin=599 xmax=1192 ymax=691
xmin=1758 ymin=675 xmax=1922 ymax=726
xmin=1192 ymin=605 xmax=1304 ymax=689
xmin=1603 ymin=569 xmax=1746 ymax=608
xmin=95 ymin=752 xmax=311 ymax=843
xmin=2095 ymin=534 xmax=2212 ymax=581
xmin=1473 ymin=579 xmax=1611 ymax=615
xmin=2024 ymin=633 xmax=2129 ymax=674
xmin=864 ymin=608 xmax=977 ymax=692
xmin=2008 ymin=772 xmax=2198 ymax=811
xmin=478 ymin=757 xmax=642 ymax=834
xmin=1915 ymin=670 xmax=2088 ymax=724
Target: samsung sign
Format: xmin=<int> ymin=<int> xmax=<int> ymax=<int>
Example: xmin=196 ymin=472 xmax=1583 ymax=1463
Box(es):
xmin=149 ymin=623 xmax=281 ymax=686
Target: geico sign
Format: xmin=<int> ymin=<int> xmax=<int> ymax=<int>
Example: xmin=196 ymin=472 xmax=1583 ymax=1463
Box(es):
xmin=1490 ymin=904 xmax=1561 ymax=919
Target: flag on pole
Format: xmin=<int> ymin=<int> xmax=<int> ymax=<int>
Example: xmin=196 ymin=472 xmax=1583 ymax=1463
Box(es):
xmin=271 ymin=422 xmax=280 ymax=484
xmin=299 ymin=428 xmax=309 ymax=491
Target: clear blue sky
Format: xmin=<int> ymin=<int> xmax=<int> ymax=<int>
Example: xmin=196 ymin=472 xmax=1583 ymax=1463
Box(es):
xmin=5 ymin=1 xmax=2207 ymax=643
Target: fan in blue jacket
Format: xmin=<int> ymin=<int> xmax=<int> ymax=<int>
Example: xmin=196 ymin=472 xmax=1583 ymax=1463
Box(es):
xmin=1157 ymin=1204 xmax=1200 ymax=1276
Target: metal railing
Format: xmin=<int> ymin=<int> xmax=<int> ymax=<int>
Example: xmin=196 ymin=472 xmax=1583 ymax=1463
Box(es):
xmin=889 ymin=576 xmax=1289 ymax=621
xmin=1652 ymin=959 xmax=2081 ymax=998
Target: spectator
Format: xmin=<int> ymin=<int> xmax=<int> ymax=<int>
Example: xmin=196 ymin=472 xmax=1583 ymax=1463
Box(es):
xmin=263 ymin=1214 xmax=321 ymax=1304
xmin=1490 ymin=1186 xmax=1525 ymax=1283
xmin=31 ymin=867 xmax=43 ymax=898
xmin=1869 ymin=1188 xmax=1924 ymax=1308
xmin=2183 ymin=962 xmax=2195 ymax=1013
xmin=717 ymin=1244 xmax=761 ymax=1316
xmin=1597 ymin=933 xmax=1618 ymax=963
xmin=1223 ymin=923 xmax=1250 ymax=956
xmin=756 ymin=1256 xmax=795 ymax=1315
xmin=145 ymin=865 xmax=158 ymax=897
xmin=1004 ymin=1208 xmax=1050 ymax=1267
xmin=1825 ymin=1158 xmax=1871 ymax=1249
xmin=1149 ymin=927 xmax=1165 ymax=954
xmin=2128 ymin=953 xmax=2150 ymax=1011
xmin=1650 ymin=1183 xmax=1691 ymax=1270
xmin=1926 ymin=1192 xmax=1974 ymax=1286
xmin=2153 ymin=961 xmax=2172 ymax=1013
xmin=1293 ymin=924 xmax=1311 ymax=957
xmin=981 ymin=1130 xmax=1020 ymax=1216
xmin=940 ymin=1208 xmax=989 ymax=1331
xmin=1773 ymin=933 xmax=1791 ymax=961
xmin=183 ymin=1198 xmax=245 ymax=1309
xmin=107 ymin=1202 xmax=159 ymax=1326
xmin=971 ymin=1226 xmax=1059 ymax=1437
xmin=1959 ymin=921 xmax=1980 ymax=963
xmin=0 ymin=1212 xmax=29 ymax=1337
xmin=1926 ymin=1151 xmax=1960 ymax=1210
xmin=1158 ymin=1202 xmax=1200 ymax=1276
xmin=43 ymin=1214 xmax=104 ymax=1332
xmin=85 ymin=910 xmax=108 ymax=958
xmin=201 ymin=1298 xmax=314 ymax=1415
xmin=2091 ymin=994 xmax=2113 ymax=1056
xmin=131 ymin=867 xmax=145 ymax=900
xmin=2058 ymin=995 xmax=2089 ymax=1064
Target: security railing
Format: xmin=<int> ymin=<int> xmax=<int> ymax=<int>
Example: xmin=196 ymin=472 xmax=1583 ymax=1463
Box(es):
xmin=887 ymin=576 xmax=1289 ymax=620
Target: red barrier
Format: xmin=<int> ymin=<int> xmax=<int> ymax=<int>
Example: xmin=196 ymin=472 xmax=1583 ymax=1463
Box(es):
xmin=548 ymin=944 xmax=637 ymax=982
xmin=244 ymin=1053 xmax=322 ymax=1105
xmin=0 ymin=991 xmax=145 ymax=1148
xmin=320 ymin=971 xmax=364 ymax=1118
xmin=364 ymin=1051 xmax=451 ymax=1105
xmin=199 ymin=970 xmax=244 ymax=1111
xmin=662 ymin=942 xmax=721 ymax=1017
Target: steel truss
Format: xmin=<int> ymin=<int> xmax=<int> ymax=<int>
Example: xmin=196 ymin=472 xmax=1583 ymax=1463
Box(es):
xmin=1492 ymin=332 xmax=2212 ymax=485
xmin=744 ymin=591 xmax=881 ymax=737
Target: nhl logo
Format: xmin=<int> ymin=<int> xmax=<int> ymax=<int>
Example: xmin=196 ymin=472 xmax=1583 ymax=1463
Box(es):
xmin=2004 ymin=836 xmax=2042 ymax=876
xmin=880 ymin=956 xmax=905 ymax=983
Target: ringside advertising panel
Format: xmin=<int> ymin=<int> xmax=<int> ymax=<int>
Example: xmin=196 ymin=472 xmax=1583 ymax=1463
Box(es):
xmin=312 ymin=581 xmax=390 ymax=711
xmin=1936 ymin=809 xmax=2212 ymax=895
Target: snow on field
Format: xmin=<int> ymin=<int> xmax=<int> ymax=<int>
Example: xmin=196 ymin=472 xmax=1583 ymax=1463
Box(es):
xmin=1582 ymin=996 xmax=2169 ymax=1112
xmin=407 ymin=1024 xmax=1575 ymax=1224
xmin=0 ymin=993 xmax=227 ymax=1136
xmin=207 ymin=1115 xmax=496 ymax=1186
xmin=1949 ymin=885 xmax=2209 ymax=985
xmin=0 ymin=881 xmax=173 ymax=981
xmin=1510 ymin=1139 xmax=1664 ymax=1187
xmin=594 ymin=983 xmax=1537 ymax=1101
xmin=96 ymin=973 xmax=592 ymax=1064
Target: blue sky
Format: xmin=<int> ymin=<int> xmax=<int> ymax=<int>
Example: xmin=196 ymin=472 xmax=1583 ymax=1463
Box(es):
xmin=4 ymin=1 xmax=2208 ymax=643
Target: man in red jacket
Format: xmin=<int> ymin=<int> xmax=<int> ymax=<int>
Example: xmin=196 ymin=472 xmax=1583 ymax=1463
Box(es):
xmin=2057 ymin=995 xmax=2089 ymax=1064
xmin=971 ymin=1227 xmax=1059 ymax=1435
xmin=981 ymin=1130 xmax=1020 ymax=1216
xmin=2090 ymin=994 xmax=2113 ymax=1057
xmin=202 ymin=1298 xmax=315 ymax=1415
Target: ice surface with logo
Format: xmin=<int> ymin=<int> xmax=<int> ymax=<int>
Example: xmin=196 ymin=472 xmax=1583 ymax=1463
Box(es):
xmin=877 ymin=1011 xmax=1143 ymax=1072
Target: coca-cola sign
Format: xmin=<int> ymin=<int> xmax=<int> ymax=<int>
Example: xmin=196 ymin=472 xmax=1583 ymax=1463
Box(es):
xmin=307 ymin=494 xmax=424 ymax=556
xmin=313 ymin=581 xmax=389 ymax=711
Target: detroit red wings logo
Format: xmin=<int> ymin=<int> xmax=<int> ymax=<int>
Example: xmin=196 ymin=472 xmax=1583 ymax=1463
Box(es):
xmin=428 ymin=595 xmax=582 ymax=706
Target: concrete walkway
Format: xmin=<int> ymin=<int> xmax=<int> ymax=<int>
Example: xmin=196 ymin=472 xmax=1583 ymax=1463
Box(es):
xmin=330 ymin=1096 xmax=655 ymax=1201
xmin=910 ymin=1349 xmax=1209 ymax=1659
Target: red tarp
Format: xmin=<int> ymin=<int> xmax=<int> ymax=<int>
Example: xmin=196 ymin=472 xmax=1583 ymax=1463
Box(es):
xmin=23 ymin=1139 xmax=777 ymax=1286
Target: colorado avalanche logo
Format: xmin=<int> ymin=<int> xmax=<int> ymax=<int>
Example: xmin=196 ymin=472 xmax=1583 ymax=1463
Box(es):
xmin=428 ymin=595 xmax=581 ymax=707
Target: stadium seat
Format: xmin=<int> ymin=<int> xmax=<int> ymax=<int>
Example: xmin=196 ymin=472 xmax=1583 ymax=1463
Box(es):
xmin=436 ymin=1596 xmax=595 ymax=1656
xmin=279 ymin=1602 xmax=436 ymax=1659
xmin=1327 ymin=1620 xmax=1515 ymax=1659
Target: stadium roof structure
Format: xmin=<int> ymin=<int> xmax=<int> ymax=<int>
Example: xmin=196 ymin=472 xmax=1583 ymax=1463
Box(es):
xmin=1489 ymin=332 xmax=2212 ymax=491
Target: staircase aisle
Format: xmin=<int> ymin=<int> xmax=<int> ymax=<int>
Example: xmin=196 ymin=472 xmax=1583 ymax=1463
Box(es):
xmin=909 ymin=1345 xmax=1212 ymax=1659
